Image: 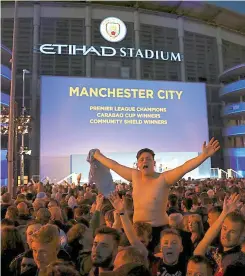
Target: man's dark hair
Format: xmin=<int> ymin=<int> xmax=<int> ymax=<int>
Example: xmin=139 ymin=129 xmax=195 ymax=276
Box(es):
xmin=75 ymin=217 xmax=89 ymax=228
xmin=1 ymin=218 xmax=15 ymax=227
xmin=26 ymin=193 xmax=34 ymax=201
xmin=208 ymin=206 xmax=222 ymax=215
xmin=168 ymin=194 xmax=178 ymax=207
xmin=182 ymin=198 xmax=193 ymax=211
xmin=160 ymin=228 xmax=182 ymax=240
xmin=49 ymin=199 xmax=59 ymax=207
xmin=26 ymin=219 xmax=41 ymax=227
xmin=95 ymin=227 xmax=121 ymax=245
xmin=133 ymin=222 xmax=152 ymax=239
xmin=136 ymin=148 xmax=155 ymax=160
xmin=225 ymin=212 xmax=245 ymax=232
xmin=23 ymin=249 xmax=34 ymax=258
xmin=78 ymin=204 xmax=91 ymax=215
xmin=188 ymin=255 xmax=212 ymax=274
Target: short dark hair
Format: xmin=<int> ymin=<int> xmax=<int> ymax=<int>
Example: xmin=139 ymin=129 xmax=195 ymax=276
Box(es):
xmin=101 ymin=203 xmax=114 ymax=216
xmin=95 ymin=227 xmax=121 ymax=245
xmin=118 ymin=246 xmax=147 ymax=269
xmin=160 ymin=228 xmax=182 ymax=241
xmin=27 ymin=219 xmax=42 ymax=227
xmin=188 ymin=255 xmax=212 ymax=275
xmin=168 ymin=194 xmax=178 ymax=207
xmin=79 ymin=204 xmax=91 ymax=215
xmin=136 ymin=148 xmax=155 ymax=160
xmin=182 ymin=198 xmax=193 ymax=211
xmin=1 ymin=218 xmax=15 ymax=227
xmin=26 ymin=193 xmax=34 ymax=201
xmin=133 ymin=222 xmax=152 ymax=239
xmin=225 ymin=212 xmax=245 ymax=232
xmin=75 ymin=217 xmax=90 ymax=228
xmin=208 ymin=206 xmax=222 ymax=215
xmin=105 ymin=210 xmax=115 ymax=225
xmin=23 ymin=249 xmax=34 ymax=258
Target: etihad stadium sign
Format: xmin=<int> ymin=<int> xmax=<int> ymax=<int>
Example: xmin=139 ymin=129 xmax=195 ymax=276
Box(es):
xmin=39 ymin=44 xmax=183 ymax=62
xmin=38 ymin=17 xmax=183 ymax=62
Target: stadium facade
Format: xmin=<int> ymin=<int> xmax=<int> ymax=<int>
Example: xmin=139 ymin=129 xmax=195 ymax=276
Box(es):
xmin=1 ymin=1 xmax=245 ymax=177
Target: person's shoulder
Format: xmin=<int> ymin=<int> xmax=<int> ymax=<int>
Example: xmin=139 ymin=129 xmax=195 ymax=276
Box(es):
xmin=132 ymin=169 xmax=141 ymax=177
xmin=58 ymin=248 xmax=71 ymax=261
xmin=224 ymin=261 xmax=245 ymax=276
xmin=9 ymin=249 xmax=31 ymax=267
xmin=179 ymin=229 xmax=191 ymax=238
xmin=238 ymin=252 xmax=245 ymax=263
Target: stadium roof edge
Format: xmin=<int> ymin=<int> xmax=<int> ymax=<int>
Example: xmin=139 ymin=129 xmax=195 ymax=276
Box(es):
xmin=1 ymin=1 xmax=245 ymax=35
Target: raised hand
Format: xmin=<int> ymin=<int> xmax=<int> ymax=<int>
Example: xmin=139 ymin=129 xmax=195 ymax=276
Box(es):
xmin=94 ymin=149 xmax=101 ymax=159
xmin=108 ymin=191 xmax=125 ymax=213
xmin=95 ymin=194 xmax=104 ymax=211
xmin=77 ymin=173 xmax=82 ymax=183
xmin=223 ymin=194 xmax=240 ymax=215
xmin=202 ymin=137 xmax=220 ymax=157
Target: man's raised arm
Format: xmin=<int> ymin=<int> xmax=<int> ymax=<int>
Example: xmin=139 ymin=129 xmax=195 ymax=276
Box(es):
xmin=162 ymin=138 xmax=220 ymax=186
xmin=94 ymin=150 xmax=134 ymax=182
xmin=109 ymin=192 xmax=148 ymax=258
xmin=194 ymin=194 xmax=240 ymax=256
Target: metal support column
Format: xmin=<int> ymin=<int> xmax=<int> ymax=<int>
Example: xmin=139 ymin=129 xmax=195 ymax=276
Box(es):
xmin=134 ymin=10 xmax=141 ymax=80
xmin=30 ymin=2 xmax=40 ymax=177
xmin=85 ymin=4 xmax=92 ymax=77
xmin=7 ymin=0 xmax=18 ymax=197
xmin=178 ymin=17 xmax=185 ymax=82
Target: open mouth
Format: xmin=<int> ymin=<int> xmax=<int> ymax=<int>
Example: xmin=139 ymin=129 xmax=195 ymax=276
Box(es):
xmin=143 ymin=165 xmax=148 ymax=169
xmin=166 ymin=252 xmax=173 ymax=256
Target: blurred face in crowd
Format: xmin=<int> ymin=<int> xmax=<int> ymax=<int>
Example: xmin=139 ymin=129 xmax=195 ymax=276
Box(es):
xmin=160 ymin=233 xmax=183 ymax=265
xmin=31 ymin=241 xmax=58 ymax=269
xmin=137 ymin=152 xmax=155 ymax=175
xmin=92 ymin=234 xmax=117 ymax=268
xmin=182 ymin=215 xmax=190 ymax=232
xmin=195 ymin=186 xmax=201 ymax=194
xmin=137 ymin=231 xmax=151 ymax=247
xmin=188 ymin=216 xmax=200 ymax=233
xmin=33 ymin=199 xmax=45 ymax=211
xmin=187 ymin=261 xmax=211 ymax=276
xmin=169 ymin=214 xmax=183 ymax=229
xmin=49 ymin=207 xmax=63 ymax=221
xmin=26 ymin=224 xmax=42 ymax=248
xmin=20 ymin=257 xmax=36 ymax=274
xmin=221 ymin=217 xmax=243 ymax=250
xmin=17 ymin=202 xmax=29 ymax=214
xmin=80 ymin=227 xmax=93 ymax=251
xmin=113 ymin=248 xmax=147 ymax=270
xmin=202 ymin=209 xmax=208 ymax=224
xmin=208 ymin=211 xmax=220 ymax=226
xmin=48 ymin=200 xmax=58 ymax=209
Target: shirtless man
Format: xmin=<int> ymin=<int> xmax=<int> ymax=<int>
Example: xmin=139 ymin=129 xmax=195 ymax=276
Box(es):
xmin=93 ymin=137 xmax=220 ymax=250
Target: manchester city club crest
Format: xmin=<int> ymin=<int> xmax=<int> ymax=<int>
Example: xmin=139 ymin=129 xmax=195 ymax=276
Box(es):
xmin=106 ymin=22 xmax=120 ymax=39
xmin=100 ymin=17 xmax=127 ymax=43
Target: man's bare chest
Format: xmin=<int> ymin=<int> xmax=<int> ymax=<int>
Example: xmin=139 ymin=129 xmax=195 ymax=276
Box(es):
xmin=132 ymin=178 xmax=168 ymax=203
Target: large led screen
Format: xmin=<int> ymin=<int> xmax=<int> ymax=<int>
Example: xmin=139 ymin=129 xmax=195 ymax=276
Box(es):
xmin=1 ymin=92 xmax=10 ymax=186
xmin=40 ymin=77 xmax=210 ymax=181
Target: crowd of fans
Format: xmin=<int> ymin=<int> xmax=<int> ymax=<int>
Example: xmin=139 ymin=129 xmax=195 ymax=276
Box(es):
xmin=1 ymin=176 xmax=245 ymax=276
